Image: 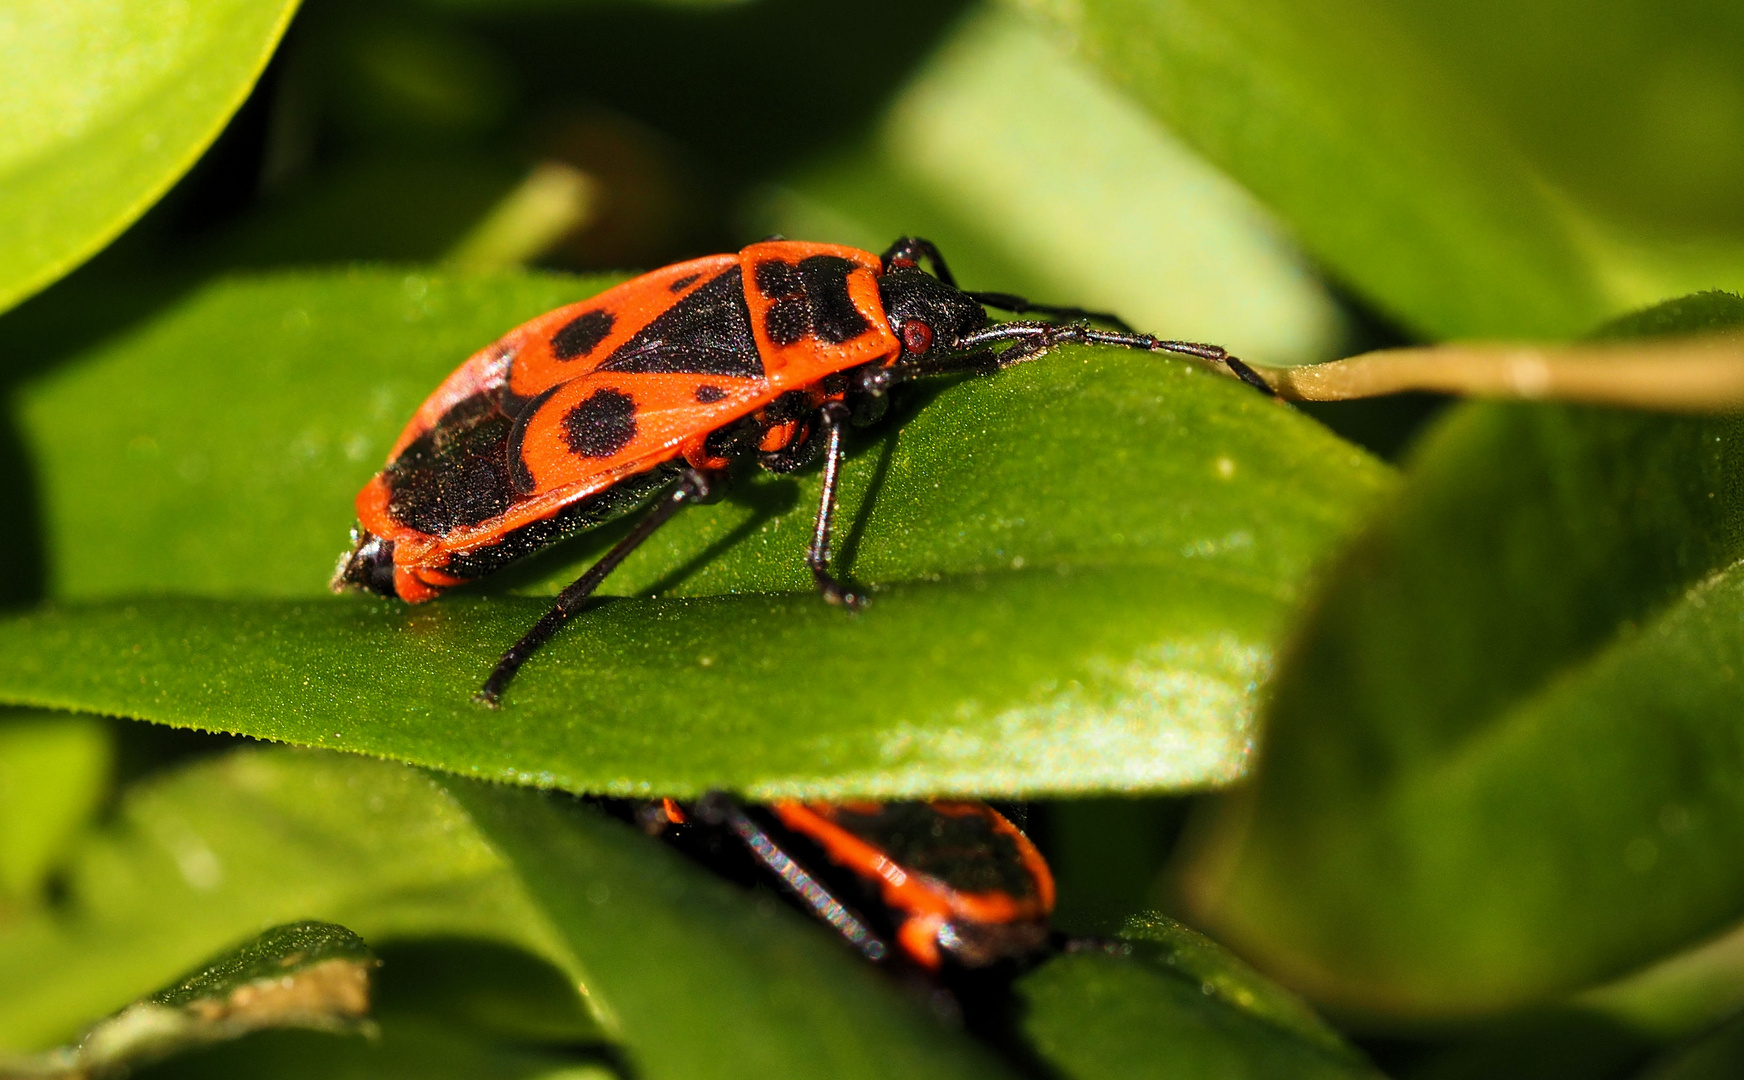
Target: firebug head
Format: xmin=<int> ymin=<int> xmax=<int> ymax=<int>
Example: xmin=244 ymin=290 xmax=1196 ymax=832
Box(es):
xmin=876 ymin=267 xmax=988 ymax=358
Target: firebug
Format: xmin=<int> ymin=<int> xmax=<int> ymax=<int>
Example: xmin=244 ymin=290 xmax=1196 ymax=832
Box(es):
xmin=332 ymin=236 xmax=1272 ymax=705
xmin=644 ymin=794 xmax=1056 ymax=971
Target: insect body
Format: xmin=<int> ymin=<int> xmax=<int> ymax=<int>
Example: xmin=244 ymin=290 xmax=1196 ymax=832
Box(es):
xmin=652 ymin=795 xmax=1056 ymax=970
xmin=333 ymin=237 xmax=1272 ymax=703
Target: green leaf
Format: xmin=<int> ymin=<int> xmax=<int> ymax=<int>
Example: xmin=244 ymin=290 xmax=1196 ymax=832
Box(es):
xmin=0 ymin=0 xmax=302 ymax=314
xmin=0 ymin=710 xmax=107 ymax=910
xmin=0 ymin=748 xmax=587 ymax=1052
xmin=3 ymin=922 xmax=377 ymax=1078
xmin=1016 ymin=913 xmax=1378 ymax=1079
xmin=1017 ymin=0 xmax=1744 ymax=339
xmin=1179 ymin=294 xmax=1744 ymax=1020
xmin=754 ymin=7 xmax=1349 ymax=367
xmin=2 ymin=269 xmax=1391 ymax=796
xmin=443 ymin=779 xmax=1014 ymax=1080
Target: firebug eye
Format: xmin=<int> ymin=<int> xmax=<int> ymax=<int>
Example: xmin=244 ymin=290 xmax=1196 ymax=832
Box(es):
xmin=901 ymin=320 xmax=933 ymax=356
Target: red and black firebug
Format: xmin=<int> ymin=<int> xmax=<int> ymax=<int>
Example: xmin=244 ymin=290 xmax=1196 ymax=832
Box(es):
xmin=643 ymin=794 xmax=1057 ymax=971
xmin=332 ymin=236 xmax=1273 ymax=705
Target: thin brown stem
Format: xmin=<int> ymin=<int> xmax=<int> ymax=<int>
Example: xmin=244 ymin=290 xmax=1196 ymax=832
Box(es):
xmin=1238 ymin=335 xmax=1744 ymax=412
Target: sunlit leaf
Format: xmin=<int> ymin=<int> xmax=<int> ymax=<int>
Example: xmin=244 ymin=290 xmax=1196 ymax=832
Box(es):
xmin=0 ymin=0 xmax=301 ymax=314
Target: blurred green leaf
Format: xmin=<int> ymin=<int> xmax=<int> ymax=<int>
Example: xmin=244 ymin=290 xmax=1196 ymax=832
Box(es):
xmin=4 ymin=922 xmax=377 ymax=1078
xmin=0 ymin=710 xmax=107 ymax=910
xmin=196 ymin=156 xmax=528 ymax=270
xmin=0 ymin=749 xmax=585 ymax=1053
xmin=444 ymin=779 xmax=1014 ymax=1080
xmin=1179 ymin=294 xmax=1744 ymax=1020
xmin=0 ymin=0 xmax=300 ymax=315
xmin=1 ymin=269 xmax=1389 ymax=796
xmin=1017 ymin=0 xmax=1744 ymax=339
xmin=757 ymin=8 xmax=1347 ymax=367
xmin=366 ymin=938 xmax=605 ymax=1045
xmin=1017 ymin=913 xmax=1378 ymax=1079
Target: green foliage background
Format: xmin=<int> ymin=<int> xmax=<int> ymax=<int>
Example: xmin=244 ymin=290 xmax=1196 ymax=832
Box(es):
xmin=2 ymin=1 xmax=1744 ymax=1077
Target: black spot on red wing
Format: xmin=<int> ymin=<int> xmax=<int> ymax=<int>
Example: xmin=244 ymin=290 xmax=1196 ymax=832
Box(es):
xmin=504 ymin=383 xmax=566 ymax=494
xmin=827 ymin=804 xmax=1039 ymax=899
xmin=552 ymin=309 xmax=616 ymax=360
xmin=668 ymin=273 xmax=701 ymax=292
xmin=694 ymin=384 xmax=727 ymax=403
xmin=765 ymin=297 xmax=810 ymax=345
xmin=597 ymin=268 xmax=764 ymax=377
xmin=564 ymin=388 xmax=639 ymax=458
xmin=799 ymin=255 xmax=870 ymax=343
xmin=754 ymin=259 xmax=803 ymax=298
xmin=384 ymin=393 xmax=518 ymax=534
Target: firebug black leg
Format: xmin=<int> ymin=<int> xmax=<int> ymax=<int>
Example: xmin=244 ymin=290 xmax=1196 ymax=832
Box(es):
xmin=879 ymin=236 xmax=958 ymax=287
xmin=954 ymin=321 xmax=1278 ymax=396
xmin=805 ymin=401 xmax=863 ymax=609
xmin=692 ymin=792 xmax=891 ymax=962
xmin=474 ymin=468 xmax=717 ymax=707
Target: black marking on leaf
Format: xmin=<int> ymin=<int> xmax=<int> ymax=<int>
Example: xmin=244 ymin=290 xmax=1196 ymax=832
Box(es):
xmin=551 ymin=310 xmax=615 ymax=361
xmin=598 ymin=269 xmax=763 ymax=377
xmin=564 ymin=389 xmax=639 ymax=458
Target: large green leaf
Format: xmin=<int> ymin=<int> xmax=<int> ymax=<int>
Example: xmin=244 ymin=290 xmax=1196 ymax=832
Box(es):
xmin=0 ymin=0 xmax=301 ymax=315
xmin=1179 ymin=294 xmax=1744 ymax=1020
xmin=1017 ymin=0 xmax=1744 ymax=339
xmin=1017 ymin=912 xmax=1380 ymax=1079
xmin=0 ymin=270 xmax=1390 ymax=796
